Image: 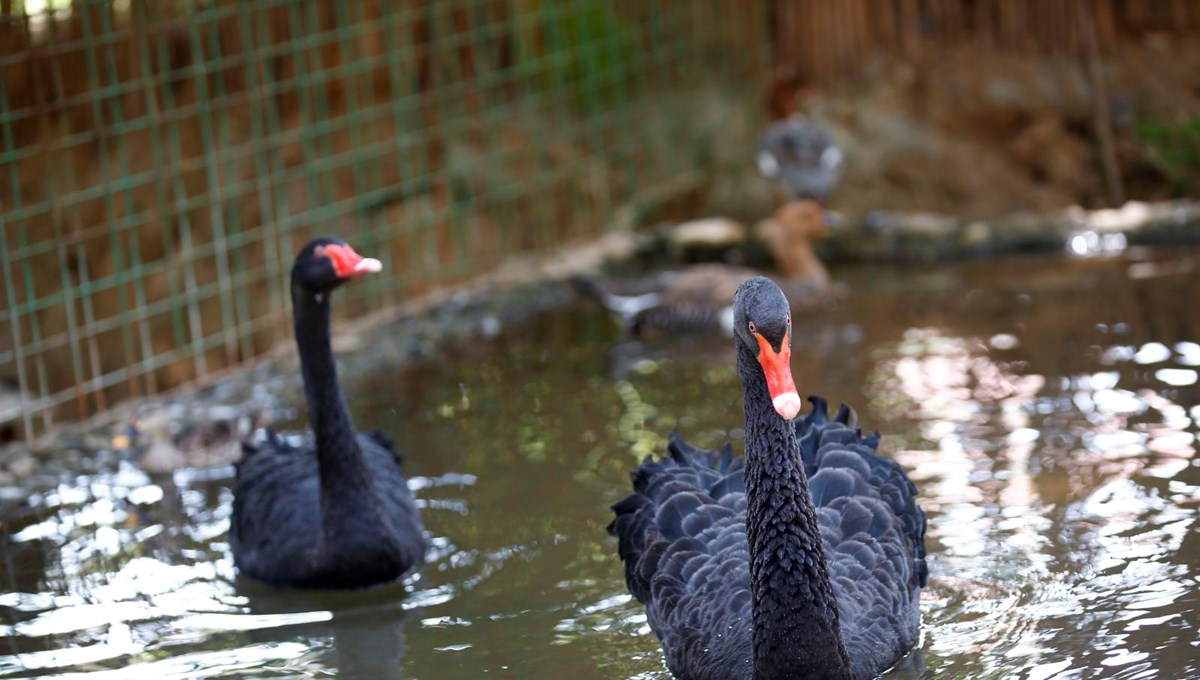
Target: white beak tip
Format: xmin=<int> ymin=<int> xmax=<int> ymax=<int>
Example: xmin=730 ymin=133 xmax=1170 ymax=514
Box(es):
xmin=773 ymin=392 xmax=802 ymax=420
xmin=355 ymin=257 xmax=383 ymax=273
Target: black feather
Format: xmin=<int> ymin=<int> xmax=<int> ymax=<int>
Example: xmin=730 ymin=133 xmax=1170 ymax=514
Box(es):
xmin=609 ymin=398 xmax=926 ymax=680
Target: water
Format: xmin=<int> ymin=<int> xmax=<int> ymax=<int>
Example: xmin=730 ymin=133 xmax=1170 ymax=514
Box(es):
xmin=2 ymin=247 xmax=1199 ymax=679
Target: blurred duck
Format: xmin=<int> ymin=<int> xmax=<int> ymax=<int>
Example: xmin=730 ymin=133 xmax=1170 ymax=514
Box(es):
xmin=127 ymin=404 xmax=264 ymax=475
xmin=571 ymin=200 xmax=834 ymax=336
xmin=757 ymin=114 xmax=844 ymax=204
xmin=759 ymin=74 xmax=844 ymax=205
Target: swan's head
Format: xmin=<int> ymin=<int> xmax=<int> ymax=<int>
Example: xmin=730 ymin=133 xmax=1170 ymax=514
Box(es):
xmin=293 ymin=236 xmax=382 ymax=292
xmin=733 ymin=277 xmax=802 ymax=420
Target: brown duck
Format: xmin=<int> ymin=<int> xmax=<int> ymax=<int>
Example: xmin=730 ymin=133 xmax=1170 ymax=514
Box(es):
xmin=572 ymin=200 xmax=835 ymax=336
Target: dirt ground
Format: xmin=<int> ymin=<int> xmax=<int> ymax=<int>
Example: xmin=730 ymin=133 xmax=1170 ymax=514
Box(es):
xmin=728 ymin=36 xmax=1200 ymax=221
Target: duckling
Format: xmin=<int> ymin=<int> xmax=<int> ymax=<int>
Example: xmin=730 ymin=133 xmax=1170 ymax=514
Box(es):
xmin=127 ymin=404 xmax=264 ymax=475
xmin=572 ymin=200 xmax=835 ymax=337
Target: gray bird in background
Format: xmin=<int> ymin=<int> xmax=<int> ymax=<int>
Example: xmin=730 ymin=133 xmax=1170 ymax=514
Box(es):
xmin=757 ymin=114 xmax=844 ymax=204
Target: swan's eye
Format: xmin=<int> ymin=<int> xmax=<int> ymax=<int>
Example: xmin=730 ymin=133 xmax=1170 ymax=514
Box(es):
xmin=786 ymin=315 xmax=792 ymax=326
xmin=314 ymin=245 xmax=326 ymax=259
xmin=747 ymin=321 xmax=757 ymax=334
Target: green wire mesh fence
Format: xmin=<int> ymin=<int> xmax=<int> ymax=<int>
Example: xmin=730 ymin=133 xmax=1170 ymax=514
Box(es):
xmin=0 ymin=0 xmax=767 ymax=442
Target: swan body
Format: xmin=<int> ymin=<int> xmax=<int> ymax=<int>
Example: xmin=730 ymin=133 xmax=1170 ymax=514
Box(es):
xmin=230 ymin=237 xmax=425 ymax=589
xmin=609 ymin=277 xmax=926 ymax=679
xmin=233 ymin=428 xmax=424 ymax=588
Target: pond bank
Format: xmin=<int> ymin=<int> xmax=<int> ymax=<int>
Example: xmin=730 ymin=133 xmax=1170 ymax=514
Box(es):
xmin=9 ymin=197 xmax=1198 ymax=471
xmin=645 ymin=199 xmax=1200 ymax=265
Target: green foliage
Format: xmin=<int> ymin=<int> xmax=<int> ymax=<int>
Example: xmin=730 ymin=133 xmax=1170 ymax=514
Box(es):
xmin=1135 ymin=117 xmax=1200 ymax=195
xmin=514 ymin=0 xmax=638 ymax=116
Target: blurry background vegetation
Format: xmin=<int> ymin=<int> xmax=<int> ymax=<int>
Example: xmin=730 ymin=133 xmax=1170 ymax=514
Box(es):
xmin=1 ymin=0 xmax=1198 ymax=442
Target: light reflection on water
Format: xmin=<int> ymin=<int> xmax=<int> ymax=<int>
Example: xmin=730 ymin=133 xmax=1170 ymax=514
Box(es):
xmin=1 ymin=248 xmax=1199 ymax=678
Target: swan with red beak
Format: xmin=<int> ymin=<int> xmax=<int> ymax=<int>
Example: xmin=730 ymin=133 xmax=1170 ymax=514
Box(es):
xmin=230 ymin=235 xmax=425 ymax=589
xmin=607 ymin=276 xmax=927 ymax=680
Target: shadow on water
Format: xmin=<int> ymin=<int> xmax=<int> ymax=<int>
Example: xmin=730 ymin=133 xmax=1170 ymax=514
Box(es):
xmin=1 ymin=246 xmax=1199 ymax=678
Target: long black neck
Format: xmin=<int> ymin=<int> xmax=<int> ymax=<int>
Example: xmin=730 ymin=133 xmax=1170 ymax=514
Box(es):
xmin=736 ymin=341 xmax=852 ymax=680
xmin=291 ymin=280 xmax=374 ymax=531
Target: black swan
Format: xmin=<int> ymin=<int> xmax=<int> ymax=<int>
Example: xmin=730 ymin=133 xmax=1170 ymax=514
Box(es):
xmin=571 ymin=201 xmax=834 ymax=336
xmin=757 ymin=114 xmax=844 ymax=204
xmin=230 ymin=236 xmax=426 ymax=589
xmin=608 ymin=277 xmax=927 ymax=679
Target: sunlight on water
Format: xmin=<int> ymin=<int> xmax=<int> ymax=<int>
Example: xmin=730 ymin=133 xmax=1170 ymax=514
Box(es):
xmin=1 ymin=249 xmax=1198 ymax=678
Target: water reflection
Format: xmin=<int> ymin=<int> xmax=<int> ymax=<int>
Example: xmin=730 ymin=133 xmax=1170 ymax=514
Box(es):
xmin=847 ymin=250 xmax=1199 ymax=678
xmin=0 ymin=248 xmax=1198 ymax=678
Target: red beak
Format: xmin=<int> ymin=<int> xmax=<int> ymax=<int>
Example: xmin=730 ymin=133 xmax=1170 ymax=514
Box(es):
xmin=322 ymin=243 xmax=382 ymax=278
xmin=754 ymin=332 xmax=802 ymax=419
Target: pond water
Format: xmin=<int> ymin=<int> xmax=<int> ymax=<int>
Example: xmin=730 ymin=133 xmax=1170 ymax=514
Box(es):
xmin=2 ymin=246 xmax=1199 ymax=679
